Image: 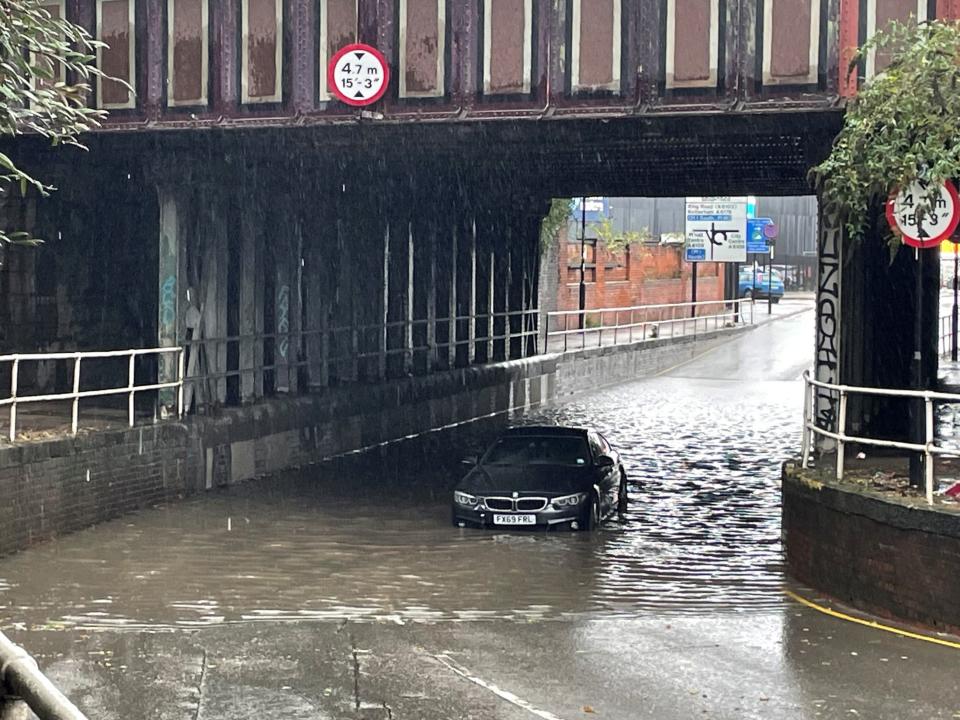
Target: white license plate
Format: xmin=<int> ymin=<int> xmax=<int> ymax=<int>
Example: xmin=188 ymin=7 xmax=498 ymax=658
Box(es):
xmin=493 ymin=514 xmax=536 ymax=525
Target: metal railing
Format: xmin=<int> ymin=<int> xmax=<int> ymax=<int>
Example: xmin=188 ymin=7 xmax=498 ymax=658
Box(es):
xmin=0 ymin=630 xmax=88 ymax=720
xmin=544 ymin=299 xmax=752 ymax=352
xmin=0 ymin=348 xmax=184 ymax=441
xmin=800 ymin=369 xmax=960 ymax=504
xmin=180 ymin=308 xmax=541 ymax=405
xmin=940 ymin=315 xmax=956 ymax=357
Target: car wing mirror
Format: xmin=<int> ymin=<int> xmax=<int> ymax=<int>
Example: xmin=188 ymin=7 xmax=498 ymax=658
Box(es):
xmin=595 ymin=455 xmax=615 ymax=468
xmin=461 ymin=455 xmax=478 ymax=466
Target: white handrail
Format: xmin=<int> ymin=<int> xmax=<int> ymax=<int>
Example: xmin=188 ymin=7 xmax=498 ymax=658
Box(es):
xmin=0 ymin=347 xmax=185 ymax=441
xmin=800 ymin=369 xmax=960 ymax=504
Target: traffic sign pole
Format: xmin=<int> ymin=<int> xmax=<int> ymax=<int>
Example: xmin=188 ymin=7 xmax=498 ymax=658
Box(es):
xmin=691 ymin=262 xmax=698 ymax=318
xmin=910 ymin=248 xmax=924 ymax=487
xmin=953 ymin=242 xmax=959 ymax=361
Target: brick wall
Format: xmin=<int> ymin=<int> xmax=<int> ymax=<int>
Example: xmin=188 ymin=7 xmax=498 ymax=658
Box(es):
xmin=783 ymin=468 xmax=960 ymax=633
xmin=555 ymin=227 xmax=725 ymax=311
xmin=0 ymin=424 xmax=202 ymax=554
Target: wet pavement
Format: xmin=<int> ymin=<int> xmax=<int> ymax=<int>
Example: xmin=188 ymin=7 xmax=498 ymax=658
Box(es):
xmin=2 ymin=300 xmax=960 ymax=719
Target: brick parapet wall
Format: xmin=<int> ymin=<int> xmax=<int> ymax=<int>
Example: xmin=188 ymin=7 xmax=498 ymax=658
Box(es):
xmin=783 ymin=468 xmax=960 ymax=633
xmin=555 ymin=228 xmax=725 ymax=311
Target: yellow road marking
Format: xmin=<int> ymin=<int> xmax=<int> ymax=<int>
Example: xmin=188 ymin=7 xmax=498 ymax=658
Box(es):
xmin=784 ymin=589 xmax=960 ymax=650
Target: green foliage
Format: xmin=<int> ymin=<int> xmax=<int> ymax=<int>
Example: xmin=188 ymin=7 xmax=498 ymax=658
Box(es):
xmin=540 ymin=198 xmax=573 ymax=253
xmin=591 ymin=217 xmax=651 ymax=253
xmin=0 ymin=0 xmax=109 ymax=245
xmin=811 ymin=19 xmax=960 ymax=243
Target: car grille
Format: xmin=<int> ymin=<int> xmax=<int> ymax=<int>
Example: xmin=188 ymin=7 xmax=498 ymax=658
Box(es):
xmin=517 ymin=498 xmax=548 ymax=512
xmin=482 ymin=497 xmax=548 ymax=512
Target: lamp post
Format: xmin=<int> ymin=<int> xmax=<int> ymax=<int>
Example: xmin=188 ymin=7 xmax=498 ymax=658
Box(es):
xmin=767 ymin=238 xmax=776 ymax=315
xmin=578 ymin=197 xmax=587 ymax=330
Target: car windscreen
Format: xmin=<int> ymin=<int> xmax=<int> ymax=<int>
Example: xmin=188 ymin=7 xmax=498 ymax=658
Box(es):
xmin=483 ymin=436 xmax=591 ymax=467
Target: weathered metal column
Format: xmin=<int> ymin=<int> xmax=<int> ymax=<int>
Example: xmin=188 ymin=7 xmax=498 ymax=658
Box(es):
xmin=274 ymin=206 xmax=300 ymax=394
xmin=467 ymin=218 xmax=478 ymax=364
xmin=200 ymin=198 xmax=228 ymax=406
xmin=424 ymin=219 xmax=438 ymax=371
xmin=447 ymin=222 xmax=458 ymax=368
xmin=157 ymin=186 xmax=181 ymax=418
xmin=379 ymin=220 xmax=390 ymax=380
xmin=239 ymin=201 xmax=262 ymax=402
xmin=404 ymin=220 xmax=415 ymax=375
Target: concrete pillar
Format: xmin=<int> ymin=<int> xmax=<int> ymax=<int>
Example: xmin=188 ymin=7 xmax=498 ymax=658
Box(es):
xmin=157 ymin=187 xmax=180 ymax=416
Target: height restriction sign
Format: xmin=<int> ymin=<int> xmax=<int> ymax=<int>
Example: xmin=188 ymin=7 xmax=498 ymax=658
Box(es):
xmin=886 ymin=180 xmax=960 ymax=249
xmin=328 ymin=43 xmax=390 ymax=107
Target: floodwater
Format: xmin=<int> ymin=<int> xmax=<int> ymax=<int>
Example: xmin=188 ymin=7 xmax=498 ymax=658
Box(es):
xmin=0 ymin=307 xmax=812 ymax=633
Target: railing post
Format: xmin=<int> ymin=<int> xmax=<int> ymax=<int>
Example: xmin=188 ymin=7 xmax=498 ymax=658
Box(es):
xmin=127 ymin=353 xmax=136 ymax=428
xmin=177 ymin=348 xmax=185 ymax=419
xmin=9 ymin=357 xmax=18 ymax=443
xmin=925 ymin=397 xmax=935 ymax=504
xmin=801 ymin=375 xmax=812 ymax=468
xmin=835 ymin=390 xmax=848 ymax=480
xmin=71 ymin=354 xmax=81 ymax=436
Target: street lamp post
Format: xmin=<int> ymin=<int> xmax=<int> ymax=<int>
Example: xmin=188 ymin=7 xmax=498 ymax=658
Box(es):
xmin=578 ymin=197 xmax=587 ymax=330
xmin=767 ymin=239 xmax=776 ymax=315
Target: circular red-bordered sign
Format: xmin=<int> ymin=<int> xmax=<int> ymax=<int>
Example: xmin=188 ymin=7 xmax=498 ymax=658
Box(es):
xmin=327 ymin=43 xmax=390 ymax=107
xmin=886 ymin=180 xmax=960 ymax=249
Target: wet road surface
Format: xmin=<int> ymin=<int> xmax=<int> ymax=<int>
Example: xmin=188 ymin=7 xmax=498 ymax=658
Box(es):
xmin=2 ymin=302 xmax=960 ymax=719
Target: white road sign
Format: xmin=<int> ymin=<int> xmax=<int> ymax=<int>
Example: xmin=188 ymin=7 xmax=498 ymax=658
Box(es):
xmin=684 ymin=197 xmax=748 ymax=263
xmin=885 ymin=180 xmax=960 ymax=249
xmin=327 ymin=43 xmax=390 ymax=107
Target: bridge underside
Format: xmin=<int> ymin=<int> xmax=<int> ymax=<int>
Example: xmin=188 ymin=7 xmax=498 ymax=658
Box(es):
xmin=0 ymin=111 xmax=840 ymax=408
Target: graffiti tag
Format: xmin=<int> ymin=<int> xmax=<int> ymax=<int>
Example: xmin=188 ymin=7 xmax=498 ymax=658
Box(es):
xmin=277 ymin=284 xmax=290 ymax=359
xmin=815 ymin=210 xmax=841 ymax=434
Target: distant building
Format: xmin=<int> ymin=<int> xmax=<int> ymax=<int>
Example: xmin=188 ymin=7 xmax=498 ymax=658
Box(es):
xmin=548 ymin=196 xmax=817 ymax=314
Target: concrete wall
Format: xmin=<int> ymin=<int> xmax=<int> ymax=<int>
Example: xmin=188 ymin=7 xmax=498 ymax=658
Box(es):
xmin=0 ymin=327 xmax=747 ymax=558
xmin=782 ymin=467 xmax=960 ymax=633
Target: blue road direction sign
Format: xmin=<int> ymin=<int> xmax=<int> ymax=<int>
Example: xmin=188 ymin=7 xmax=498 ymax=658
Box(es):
xmin=571 ymin=197 xmax=610 ymax=224
xmin=747 ymin=218 xmax=773 ymax=254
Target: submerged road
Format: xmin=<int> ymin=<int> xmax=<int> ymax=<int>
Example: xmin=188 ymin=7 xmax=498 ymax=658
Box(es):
xmin=2 ymin=301 xmax=959 ymax=719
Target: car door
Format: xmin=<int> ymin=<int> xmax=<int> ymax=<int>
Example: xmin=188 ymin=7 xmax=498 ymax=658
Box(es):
xmin=588 ymin=432 xmax=617 ymax=514
xmin=599 ymin=433 xmax=624 ymax=506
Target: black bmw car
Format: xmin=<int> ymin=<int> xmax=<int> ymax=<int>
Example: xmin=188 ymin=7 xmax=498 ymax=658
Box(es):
xmin=452 ymin=426 xmax=628 ymax=531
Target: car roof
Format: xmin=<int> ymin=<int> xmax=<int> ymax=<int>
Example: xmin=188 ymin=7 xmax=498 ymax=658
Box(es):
xmin=501 ymin=425 xmax=590 ymax=437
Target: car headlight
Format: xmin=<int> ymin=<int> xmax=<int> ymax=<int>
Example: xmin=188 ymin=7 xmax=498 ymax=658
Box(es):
xmin=454 ymin=491 xmax=478 ymax=507
xmin=553 ymin=492 xmax=588 ymax=508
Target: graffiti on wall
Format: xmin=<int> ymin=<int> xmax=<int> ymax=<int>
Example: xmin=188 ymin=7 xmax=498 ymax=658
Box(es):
xmin=277 ymin=284 xmax=290 ymax=360
xmin=815 ymin=207 xmax=841 ymax=442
